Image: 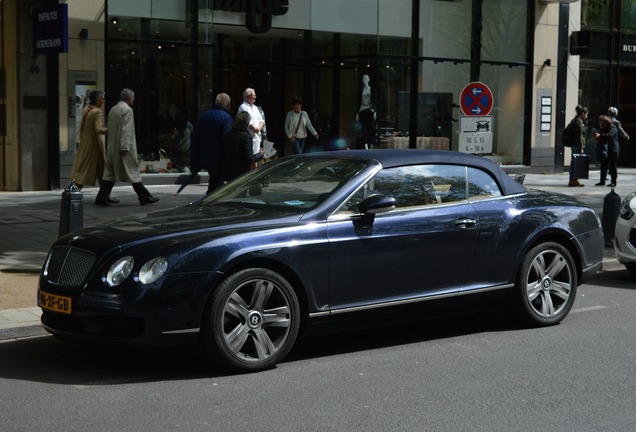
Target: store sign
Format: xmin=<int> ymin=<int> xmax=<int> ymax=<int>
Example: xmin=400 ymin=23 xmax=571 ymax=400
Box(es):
xmin=621 ymin=35 xmax=636 ymax=63
xmin=214 ymin=0 xmax=289 ymax=34
xmin=33 ymin=4 xmax=68 ymax=55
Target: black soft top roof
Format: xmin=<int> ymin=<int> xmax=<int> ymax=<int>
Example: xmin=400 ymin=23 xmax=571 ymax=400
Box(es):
xmin=302 ymin=149 xmax=527 ymax=196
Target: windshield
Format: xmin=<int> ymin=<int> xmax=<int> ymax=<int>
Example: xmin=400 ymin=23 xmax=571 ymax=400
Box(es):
xmin=199 ymin=157 xmax=369 ymax=211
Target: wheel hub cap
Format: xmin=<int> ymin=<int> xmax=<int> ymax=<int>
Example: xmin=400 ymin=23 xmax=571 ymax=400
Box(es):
xmin=542 ymin=277 xmax=551 ymax=290
xmin=248 ymin=311 xmax=263 ymax=329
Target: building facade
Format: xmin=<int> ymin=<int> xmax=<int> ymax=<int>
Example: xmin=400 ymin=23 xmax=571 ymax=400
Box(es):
xmin=1 ymin=0 xmax=588 ymax=191
xmin=576 ymin=0 xmax=636 ymax=167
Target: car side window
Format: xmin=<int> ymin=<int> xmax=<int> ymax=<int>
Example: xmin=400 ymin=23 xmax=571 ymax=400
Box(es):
xmin=467 ymin=167 xmax=502 ymax=201
xmin=339 ymin=164 xmax=468 ymax=212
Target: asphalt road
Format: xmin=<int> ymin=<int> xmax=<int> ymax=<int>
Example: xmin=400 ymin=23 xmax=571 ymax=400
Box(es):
xmin=1 ymin=268 xmax=634 ymax=432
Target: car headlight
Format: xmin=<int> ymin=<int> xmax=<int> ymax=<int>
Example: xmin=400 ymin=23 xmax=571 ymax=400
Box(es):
xmin=138 ymin=257 xmax=168 ymax=285
xmin=619 ymin=192 xmax=636 ymax=220
xmin=106 ymin=256 xmax=134 ymax=287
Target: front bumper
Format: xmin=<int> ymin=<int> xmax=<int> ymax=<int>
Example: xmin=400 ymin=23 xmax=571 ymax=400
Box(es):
xmin=614 ymin=215 xmax=636 ymax=265
xmin=38 ymin=270 xmax=216 ymax=348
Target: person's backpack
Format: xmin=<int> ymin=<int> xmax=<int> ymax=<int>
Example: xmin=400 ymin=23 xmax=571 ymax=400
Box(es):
xmin=561 ymin=120 xmax=574 ymax=147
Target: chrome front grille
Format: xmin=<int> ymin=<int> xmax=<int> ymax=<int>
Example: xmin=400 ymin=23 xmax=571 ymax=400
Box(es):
xmin=44 ymin=247 xmax=96 ymax=287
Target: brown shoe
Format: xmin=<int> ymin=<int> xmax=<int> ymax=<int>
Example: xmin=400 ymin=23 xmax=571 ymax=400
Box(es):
xmin=568 ymin=179 xmax=584 ymax=187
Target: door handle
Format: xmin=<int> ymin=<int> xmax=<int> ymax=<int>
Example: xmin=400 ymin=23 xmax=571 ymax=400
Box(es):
xmin=454 ymin=218 xmax=477 ymax=229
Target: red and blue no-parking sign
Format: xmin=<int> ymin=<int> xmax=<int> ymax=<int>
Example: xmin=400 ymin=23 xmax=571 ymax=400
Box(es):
xmin=460 ymin=82 xmax=493 ymax=116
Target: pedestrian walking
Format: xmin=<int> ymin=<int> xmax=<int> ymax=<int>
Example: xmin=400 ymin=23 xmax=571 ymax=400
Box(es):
xmin=70 ymin=90 xmax=119 ymax=198
xmin=284 ymin=97 xmax=319 ymax=154
xmin=191 ymin=92 xmax=233 ymax=193
xmin=95 ymin=88 xmax=159 ymax=206
xmin=566 ymin=105 xmax=588 ymax=187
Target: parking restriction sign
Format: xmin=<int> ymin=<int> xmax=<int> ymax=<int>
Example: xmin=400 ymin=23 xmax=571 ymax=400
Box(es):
xmin=460 ymin=82 xmax=493 ymax=116
xmin=459 ymin=115 xmax=493 ymax=154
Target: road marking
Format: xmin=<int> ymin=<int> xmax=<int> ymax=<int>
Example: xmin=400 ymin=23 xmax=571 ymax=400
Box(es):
xmin=570 ymin=305 xmax=608 ymax=314
xmin=0 ymin=334 xmax=50 ymax=344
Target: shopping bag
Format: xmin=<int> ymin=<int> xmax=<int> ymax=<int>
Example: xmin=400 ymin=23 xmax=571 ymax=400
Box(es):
xmin=572 ymin=154 xmax=590 ymax=179
xmin=263 ymin=140 xmax=277 ymax=158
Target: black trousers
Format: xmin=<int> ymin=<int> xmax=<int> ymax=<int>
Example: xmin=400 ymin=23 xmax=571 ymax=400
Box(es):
xmin=358 ymin=109 xmax=375 ymax=147
xmin=599 ymin=151 xmax=618 ymax=184
xmin=95 ymin=180 xmax=152 ymax=204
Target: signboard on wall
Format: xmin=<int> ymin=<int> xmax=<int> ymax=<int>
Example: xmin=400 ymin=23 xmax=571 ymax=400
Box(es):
xmin=33 ymin=4 xmax=68 ymax=55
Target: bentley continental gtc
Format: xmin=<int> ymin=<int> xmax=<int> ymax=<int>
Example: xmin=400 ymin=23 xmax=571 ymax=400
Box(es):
xmin=38 ymin=150 xmax=604 ymax=373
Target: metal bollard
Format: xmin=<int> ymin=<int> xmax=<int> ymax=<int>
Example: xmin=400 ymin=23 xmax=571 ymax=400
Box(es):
xmin=601 ymin=187 xmax=620 ymax=247
xmin=59 ymin=181 xmax=84 ymax=237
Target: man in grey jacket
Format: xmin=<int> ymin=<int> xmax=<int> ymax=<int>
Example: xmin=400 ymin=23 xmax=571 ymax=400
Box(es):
xmin=607 ymin=106 xmax=630 ymax=142
xmin=95 ymin=88 xmax=159 ymax=206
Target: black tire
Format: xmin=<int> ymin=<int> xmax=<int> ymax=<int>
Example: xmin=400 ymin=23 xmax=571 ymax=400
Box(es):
xmin=513 ymin=242 xmax=577 ymax=326
xmin=200 ymin=268 xmax=300 ymax=373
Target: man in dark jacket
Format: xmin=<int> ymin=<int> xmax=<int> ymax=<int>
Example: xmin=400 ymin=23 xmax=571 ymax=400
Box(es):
xmin=191 ymin=93 xmax=233 ymax=194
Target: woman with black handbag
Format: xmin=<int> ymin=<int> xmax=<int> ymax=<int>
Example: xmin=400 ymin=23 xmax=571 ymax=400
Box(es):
xmin=567 ymin=105 xmax=588 ymax=187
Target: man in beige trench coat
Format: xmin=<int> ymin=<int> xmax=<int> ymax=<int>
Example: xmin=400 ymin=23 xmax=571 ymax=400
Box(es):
xmin=95 ymin=88 xmax=159 ymax=206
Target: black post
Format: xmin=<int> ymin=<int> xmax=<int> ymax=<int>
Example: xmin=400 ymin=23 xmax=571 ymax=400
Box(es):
xmin=602 ymin=188 xmax=621 ymax=247
xmin=59 ymin=181 xmax=84 ymax=237
xmin=409 ymin=0 xmax=420 ymax=149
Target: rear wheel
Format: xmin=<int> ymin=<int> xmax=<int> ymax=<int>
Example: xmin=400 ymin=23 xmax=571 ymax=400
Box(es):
xmin=200 ymin=268 xmax=300 ymax=373
xmin=513 ymin=242 xmax=577 ymax=326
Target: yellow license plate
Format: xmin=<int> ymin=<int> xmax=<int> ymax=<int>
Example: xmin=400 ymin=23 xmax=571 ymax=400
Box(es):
xmin=39 ymin=291 xmax=72 ymax=315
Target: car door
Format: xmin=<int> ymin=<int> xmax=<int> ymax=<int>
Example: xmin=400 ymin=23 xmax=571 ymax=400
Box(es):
xmin=461 ymin=166 xmax=518 ymax=291
xmin=327 ymin=164 xmax=481 ymax=312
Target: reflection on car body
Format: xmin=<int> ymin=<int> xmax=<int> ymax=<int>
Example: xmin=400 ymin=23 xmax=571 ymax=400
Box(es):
xmin=38 ymin=150 xmax=604 ymax=373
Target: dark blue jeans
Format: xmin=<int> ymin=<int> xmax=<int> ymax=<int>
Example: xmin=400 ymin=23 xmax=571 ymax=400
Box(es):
xmin=293 ymin=137 xmax=306 ymax=154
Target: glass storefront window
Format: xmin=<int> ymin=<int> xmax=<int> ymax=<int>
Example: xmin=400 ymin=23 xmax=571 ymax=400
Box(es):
xmin=419 ymin=61 xmax=470 ymax=151
xmin=582 ymin=0 xmax=612 ymax=28
xmin=620 ymin=0 xmax=636 ymax=30
xmin=107 ymin=41 xmax=194 ymax=170
xmin=104 ymin=0 xmax=532 ymax=169
xmin=420 ymin=0 xmax=471 ymax=59
xmin=578 ymin=64 xmax=610 ymax=121
xmin=482 ymin=0 xmax=528 ymax=63
xmin=481 ymin=64 xmax=525 ymax=164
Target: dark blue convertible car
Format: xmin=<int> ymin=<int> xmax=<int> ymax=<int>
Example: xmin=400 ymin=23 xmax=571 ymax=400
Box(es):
xmin=38 ymin=150 xmax=604 ymax=372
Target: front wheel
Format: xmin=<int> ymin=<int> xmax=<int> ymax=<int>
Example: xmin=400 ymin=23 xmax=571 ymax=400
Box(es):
xmin=513 ymin=242 xmax=577 ymax=326
xmin=200 ymin=268 xmax=300 ymax=373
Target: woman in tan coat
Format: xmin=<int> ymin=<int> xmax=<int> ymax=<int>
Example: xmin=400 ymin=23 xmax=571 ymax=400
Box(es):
xmin=71 ymin=90 xmax=116 ymax=200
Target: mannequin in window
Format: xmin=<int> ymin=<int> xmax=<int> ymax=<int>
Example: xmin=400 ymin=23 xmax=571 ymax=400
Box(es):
xmin=356 ymin=74 xmax=376 ymax=149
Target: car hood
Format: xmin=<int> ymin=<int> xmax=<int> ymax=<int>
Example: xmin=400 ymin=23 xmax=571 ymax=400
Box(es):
xmin=55 ymin=203 xmax=303 ymax=251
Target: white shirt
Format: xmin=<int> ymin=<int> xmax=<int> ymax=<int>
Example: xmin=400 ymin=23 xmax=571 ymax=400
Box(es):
xmin=238 ymin=102 xmax=264 ymax=154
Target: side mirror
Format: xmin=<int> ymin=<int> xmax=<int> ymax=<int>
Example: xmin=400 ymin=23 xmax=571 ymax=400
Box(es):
xmin=358 ymin=194 xmax=396 ymax=215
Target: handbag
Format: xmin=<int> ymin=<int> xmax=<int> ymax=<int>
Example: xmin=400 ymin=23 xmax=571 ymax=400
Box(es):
xmin=571 ymin=154 xmax=590 ymax=179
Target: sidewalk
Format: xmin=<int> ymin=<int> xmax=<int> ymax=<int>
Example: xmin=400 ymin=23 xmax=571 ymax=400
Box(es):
xmin=0 ymin=167 xmax=633 ymax=332
xmin=0 ymin=181 xmax=210 ymax=336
